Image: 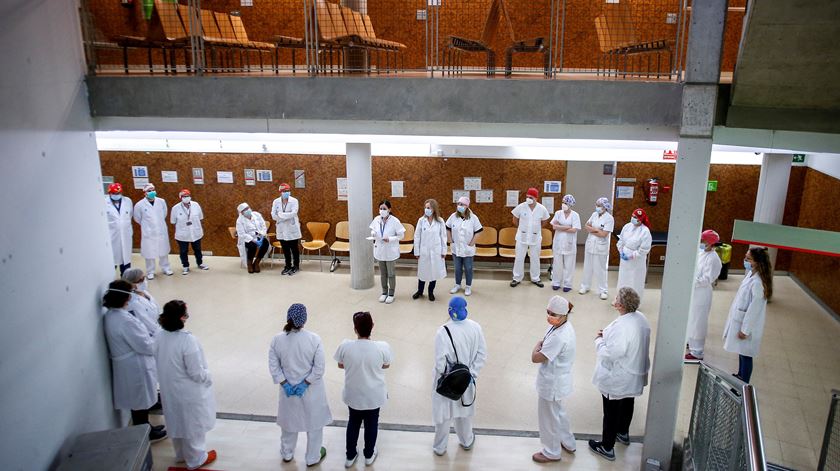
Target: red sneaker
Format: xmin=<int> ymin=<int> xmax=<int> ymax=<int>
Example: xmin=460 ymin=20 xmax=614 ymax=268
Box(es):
xmin=684 ymin=353 xmax=702 ymax=363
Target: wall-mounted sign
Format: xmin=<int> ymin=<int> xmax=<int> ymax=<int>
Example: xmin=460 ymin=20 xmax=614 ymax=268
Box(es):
xmin=244 ymin=169 xmax=256 ymax=186
xmin=663 ymin=150 xmax=677 ymax=160
xmin=192 ymin=168 xmax=204 ymax=185
xmin=792 ymin=154 xmax=805 ymax=163
xmin=707 ymin=180 xmax=718 ymax=192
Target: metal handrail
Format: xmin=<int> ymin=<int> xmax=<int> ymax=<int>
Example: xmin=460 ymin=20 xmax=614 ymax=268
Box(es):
xmin=818 ymin=389 xmax=840 ymax=471
xmin=742 ymin=384 xmax=767 ymax=471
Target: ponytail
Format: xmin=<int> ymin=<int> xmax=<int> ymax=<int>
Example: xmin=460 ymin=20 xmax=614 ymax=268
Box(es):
xmin=283 ymin=319 xmax=297 ymax=333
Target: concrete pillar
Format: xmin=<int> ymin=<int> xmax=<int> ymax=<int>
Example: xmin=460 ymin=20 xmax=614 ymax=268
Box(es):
xmin=753 ymin=153 xmax=792 ymax=266
xmin=346 ymin=143 xmax=375 ymax=289
xmin=641 ymin=1 xmax=728 ymax=469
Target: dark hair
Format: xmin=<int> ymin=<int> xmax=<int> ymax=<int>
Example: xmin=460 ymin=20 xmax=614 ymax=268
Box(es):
xmin=353 ymin=311 xmax=374 ymax=338
xmin=567 ymin=301 xmax=574 ymax=314
xmin=748 ymin=247 xmax=773 ymax=301
xmin=283 ymin=319 xmax=298 ymax=333
xmin=103 ymin=280 xmax=133 ymax=309
xmin=378 ymin=199 xmax=391 ymax=209
xmin=158 ymin=300 xmax=187 ymax=332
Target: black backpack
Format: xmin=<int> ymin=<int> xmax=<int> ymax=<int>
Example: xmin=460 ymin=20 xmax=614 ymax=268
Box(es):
xmin=435 ymin=326 xmax=476 ymax=406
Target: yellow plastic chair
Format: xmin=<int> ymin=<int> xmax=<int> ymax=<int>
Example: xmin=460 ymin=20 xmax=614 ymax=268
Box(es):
xmin=498 ymin=227 xmax=517 ymax=258
xmin=540 ymin=228 xmax=554 ymax=274
xmin=229 ymin=226 xmax=247 ymax=269
xmin=473 ymin=226 xmax=498 ymax=257
xmin=330 ymin=221 xmax=350 ymax=272
xmin=302 ymin=222 xmax=330 ymax=272
xmin=400 ymin=223 xmax=415 ymax=255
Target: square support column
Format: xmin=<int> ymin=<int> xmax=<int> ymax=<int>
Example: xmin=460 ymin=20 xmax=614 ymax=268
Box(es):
xmin=346 ymin=143 xmax=375 ymax=289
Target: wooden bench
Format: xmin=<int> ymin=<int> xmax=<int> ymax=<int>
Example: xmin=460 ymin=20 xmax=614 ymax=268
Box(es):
xmin=594 ymin=2 xmax=671 ymax=78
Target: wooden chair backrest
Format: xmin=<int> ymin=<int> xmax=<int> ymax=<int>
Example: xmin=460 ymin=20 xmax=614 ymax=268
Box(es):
xmin=177 ymin=4 xmax=202 ymax=38
xmin=325 ymin=2 xmax=350 ymax=39
xmin=480 ymin=0 xmax=515 ymax=45
xmin=474 ymin=226 xmax=498 ymax=246
xmin=154 ymin=0 xmax=188 ymax=41
xmin=335 ymin=221 xmax=350 ymax=240
xmin=498 ymin=227 xmax=517 ymax=247
xmin=362 ymin=14 xmax=377 ymax=39
xmin=213 ymin=12 xmax=239 ymax=42
xmin=349 ymin=10 xmax=371 ymax=39
xmin=199 ymin=9 xmax=225 ymax=41
xmin=594 ymin=2 xmax=638 ymax=52
xmin=229 ymin=15 xmax=251 ymax=43
xmin=542 ymin=228 xmax=553 ymax=247
xmin=401 ymin=223 xmax=415 ymax=242
xmin=227 ymin=227 xmax=237 ymax=239
xmin=307 ymin=222 xmax=330 ymax=242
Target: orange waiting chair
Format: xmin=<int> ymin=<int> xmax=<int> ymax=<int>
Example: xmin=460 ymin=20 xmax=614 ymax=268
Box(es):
xmin=302 ymin=222 xmax=330 ymax=272
xmin=330 ymin=221 xmax=350 ymax=272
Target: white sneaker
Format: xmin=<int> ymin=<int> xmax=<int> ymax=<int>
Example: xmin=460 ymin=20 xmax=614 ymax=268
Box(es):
xmin=344 ymin=452 xmax=358 ymax=468
xmin=385 ymin=296 xmax=395 ymax=304
xmin=182 ymin=267 xmax=189 ymax=275
xmin=378 ymin=294 xmax=388 ymax=303
xmin=599 ymin=292 xmax=609 ymax=300
xmin=199 ymin=264 xmax=209 ymax=270
xmin=147 ymin=272 xmax=155 ymax=280
xmin=449 ymin=285 xmax=460 ymax=294
xmin=464 ymin=286 xmax=472 ymax=296
xmin=578 ymin=287 xmax=588 ymax=295
xmin=163 ymin=269 xmax=174 ymax=276
xmin=364 ymin=448 xmax=378 ymax=466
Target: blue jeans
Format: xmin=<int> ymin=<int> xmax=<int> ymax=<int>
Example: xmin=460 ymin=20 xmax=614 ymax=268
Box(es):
xmin=453 ymin=255 xmax=474 ymax=286
xmin=738 ymin=355 xmax=753 ymax=382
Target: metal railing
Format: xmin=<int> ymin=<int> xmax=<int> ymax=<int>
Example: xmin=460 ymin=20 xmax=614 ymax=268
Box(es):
xmin=683 ymin=362 xmax=766 ymax=471
xmin=818 ymin=390 xmax=840 ymax=471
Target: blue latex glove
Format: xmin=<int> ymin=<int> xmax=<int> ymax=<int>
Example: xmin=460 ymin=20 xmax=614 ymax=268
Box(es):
xmin=620 ymin=251 xmax=628 ymax=261
xmin=254 ymin=237 xmax=262 ymax=246
xmin=282 ymin=382 xmax=295 ymax=397
xmin=293 ymin=381 xmax=310 ymax=397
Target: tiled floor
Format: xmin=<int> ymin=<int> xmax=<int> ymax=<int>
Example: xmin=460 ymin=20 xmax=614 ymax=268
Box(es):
xmin=138 ymin=253 xmax=840 ymax=470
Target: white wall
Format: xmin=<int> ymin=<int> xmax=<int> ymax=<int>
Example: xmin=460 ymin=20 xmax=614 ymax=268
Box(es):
xmin=0 ymin=1 xmax=120 ymax=469
xmin=565 ymin=161 xmax=616 ymax=244
xmin=807 ymin=153 xmax=840 ymax=180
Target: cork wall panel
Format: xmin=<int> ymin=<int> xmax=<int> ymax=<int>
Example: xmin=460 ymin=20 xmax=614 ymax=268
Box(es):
xmin=371 ymin=157 xmax=566 ymax=257
xmin=788 ymin=168 xmax=840 ymax=316
xmin=99 ymin=151 xmax=347 ymax=257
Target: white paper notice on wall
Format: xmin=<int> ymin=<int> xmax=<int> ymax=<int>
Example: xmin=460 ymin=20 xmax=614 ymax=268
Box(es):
xmin=616 ymin=186 xmax=635 ymax=199
xmin=294 ymin=170 xmax=305 ymax=188
xmin=543 ymin=180 xmax=562 ymax=193
xmin=506 ymin=190 xmax=520 ymax=207
xmin=337 ymin=178 xmax=348 ymax=201
xmin=241 ymin=0 xmax=253 ymax=6
xmin=133 ymin=178 xmax=149 ymax=189
xmin=391 ymin=181 xmax=404 ymax=198
xmin=161 ymin=170 xmax=178 ymax=183
xmin=463 ymin=177 xmax=482 ymax=191
xmin=453 ymin=190 xmax=470 ymax=204
xmin=132 ymin=166 xmax=148 ymax=178
xmin=244 ymin=169 xmax=256 ymax=186
xmin=257 ymin=169 xmax=272 ymax=182
xmin=475 ymin=189 xmax=493 ymax=203
xmin=542 ymin=197 xmax=555 ymax=213
xmin=192 ymin=168 xmax=204 ymax=185
xmin=217 ymin=171 xmax=234 ymax=184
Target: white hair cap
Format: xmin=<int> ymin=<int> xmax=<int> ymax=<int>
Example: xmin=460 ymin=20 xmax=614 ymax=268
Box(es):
xmin=143 ymin=183 xmax=155 ymax=192
xmin=547 ymin=295 xmax=570 ymax=315
xmin=237 ymin=202 xmax=250 ymax=213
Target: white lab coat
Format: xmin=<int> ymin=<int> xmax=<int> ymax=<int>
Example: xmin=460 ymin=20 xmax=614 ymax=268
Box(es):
xmin=133 ymin=198 xmax=171 ymax=259
xmin=550 ymin=210 xmax=581 ymax=255
xmin=686 ymin=250 xmax=723 ymax=348
xmin=170 ymin=201 xmax=204 ymax=243
xmin=155 ymin=330 xmax=216 ymax=439
xmin=103 ymin=308 xmax=158 ymax=411
xmin=583 ymin=211 xmax=614 ymax=255
xmin=236 ymin=212 xmax=267 ymax=247
xmin=271 ymin=196 xmax=302 ymax=241
xmin=592 ymin=311 xmax=651 ymax=399
xmin=126 ymin=291 xmax=161 ymax=337
xmin=446 ymin=212 xmax=483 ymax=258
xmin=432 ymin=319 xmax=487 ymax=424
xmin=536 ymin=322 xmax=576 ymax=401
xmin=616 ymin=223 xmax=652 ymax=302
xmin=106 ymin=196 xmax=133 ymax=266
xmin=512 ymin=202 xmax=550 ymax=246
xmin=269 ymin=330 xmax=333 ymax=432
xmin=369 ymin=215 xmax=405 ymax=262
xmin=415 ymin=216 xmax=447 ymax=282
xmin=723 ymin=273 xmax=767 ymax=357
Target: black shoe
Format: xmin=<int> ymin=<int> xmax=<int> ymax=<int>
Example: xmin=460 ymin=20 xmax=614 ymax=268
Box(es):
xmin=429 ymin=292 xmax=435 ymax=302
xmin=510 ymin=280 xmax=520 ymax=287
xmin=532 ymin=280 xmax=544 ymax=288
xmin=289 ymin=267 xmax=299 ymax=276
xmin=412 ymin=291 xmax=423 ymax=299
xmin=282 ymin=267 xmax=291 ymax=275
xmin=616 ymin=433 xmax=630 ymax=445
xmin=588 ymin=440 xmax=615 ymax=461
xmin=149 ymin=400 xmax=162 ymax=411
xmin=149 ymin=428 xmax=167 ymax=442
xmin=151 ymin=424 xmax=165 ymax=433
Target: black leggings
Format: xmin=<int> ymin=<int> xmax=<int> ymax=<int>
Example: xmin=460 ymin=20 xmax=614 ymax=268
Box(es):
xmin=279 ymin=239 xmax=300 ymax=268
xmin=417 ymin=280 xmax=437 ymax=295
xmin=246 ymin=238 xmax=269 ymax=260
xmin=601 ymin=395 xmax=635 ymax=451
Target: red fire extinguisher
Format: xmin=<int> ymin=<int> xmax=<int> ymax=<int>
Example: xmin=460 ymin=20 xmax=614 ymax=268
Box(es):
xmin=121 ymin=0 xmax=134 ymax=8
xmin=644 ymin=178 xmax=660 ymax=206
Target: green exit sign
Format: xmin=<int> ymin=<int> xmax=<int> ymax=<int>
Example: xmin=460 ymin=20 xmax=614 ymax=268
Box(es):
xmin=793 ymin=154 xmax=806 ymax=163
xmin=707 ymin=180 xmax=718 ymax=192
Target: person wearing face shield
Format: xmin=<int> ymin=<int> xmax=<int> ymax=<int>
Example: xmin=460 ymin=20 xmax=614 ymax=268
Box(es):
xmin=580 ymin=197 xmax=615 ymax=300
xmin=236 ymin=202 xmax=269 ymax=274
xmin=531 ymin=296 xmax=577 ymax=463
xmin=133 ymin=183 xmax=173 ymax=279
xmin=615 ymin=208 xmax=652 ymax=305
xmin=170 ymin=189 xmax=208 ymax=275
xmin=271 ymin=183 xmax=302 ymax=275
xmin=510 ymin=187 xmax=551 ymax=288
xmin=369 ymin=200 xmax=405 ymax=304
xmin=684 ymin=230 xmax=723 ymax=363
xmin=106 ymin=183 xmax=134 ymax=275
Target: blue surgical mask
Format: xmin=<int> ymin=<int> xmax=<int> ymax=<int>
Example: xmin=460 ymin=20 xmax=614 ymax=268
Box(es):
xmin=282 ymin=191 xmax=290 ymax=199
xmin=631 ymin=216 xmax=640 ymax=225
xmin=424 ymin=208 xmax=433 ymax=217
xmin=110 ymin=194 xmax=121 ymax=201
xmin=743 ymin=260 xmax=751 ymax=271
xmin=456 ymin=205 xmax=466 ymax=214
xmin=596 ymin=207 xmax=604 ymax=214
xmin=700 ymin=243 xmax=707 ymax=251
xmin=243 ymin=209 xmax=252 ymax=218
xmin=146 ymin=191 xmax=156 ymax=200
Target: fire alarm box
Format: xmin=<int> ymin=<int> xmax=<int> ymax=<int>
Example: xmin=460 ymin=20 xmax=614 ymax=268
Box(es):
xmin=121 ymin=0 xmax=134 ymax=7
xmin=644 ymin=178 xmax=660 ymax=206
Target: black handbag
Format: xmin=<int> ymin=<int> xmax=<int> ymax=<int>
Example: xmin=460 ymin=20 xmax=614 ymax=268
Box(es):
xmin=435 ymin=326 xmax=476 ymax=407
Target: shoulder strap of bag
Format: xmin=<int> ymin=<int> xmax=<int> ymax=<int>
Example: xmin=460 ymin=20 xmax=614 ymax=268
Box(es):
xmin=443 ymin=325 xmax=460 ymax=363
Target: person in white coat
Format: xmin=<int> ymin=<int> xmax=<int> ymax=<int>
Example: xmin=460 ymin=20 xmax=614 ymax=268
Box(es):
xmin=550 ymin=195 xmax=581 ymax=292
xmin=269 ymin=304 xmax=332 ymax=466
xmin=432 ymin=296 xmax=487 ymax=456
xmin=589 ymin=287 xmax=651 ymax=461
xmin=155 ymin=300 xmax=217 ymax=470
xmin=413 ymin=199 xmax=447 ymax=302
xmin=369 ymin=200 xmax=405 ymax=304
xmin=580 ymin=197 xmax=615 ymax=300
xmin=133 ymin=184 xmax=172 ymax=279
xmin=102 ymin=280 xmax=166 ymax=441
xmin=271 ymin=183 xmax=302 ymax=275
xmin=123 ymin=268 xmax=161 ymax=337
xmin=334 ymin=312 xmax=392 ymax=467
xmin=236 ymin=202 xmax=269 ymax=274
xmin=531 ymin=296 xmax=577 ymax=463
xmin=106 ymin=183 xmax=134 ymax=275
xmin=685 ymin=230 xmax=723 ymax=363
xmin=615 ymin=208 xmax=653 ymax=305
xmin=723 ymin=247 xmax=772 ymax=383
xmin=511 ymin=187 xmax=551 ymax=288
xmin=446 ymin=197 xmax=483 ymax=296
xmin=170 ymin=189 xmax=208 ymax=276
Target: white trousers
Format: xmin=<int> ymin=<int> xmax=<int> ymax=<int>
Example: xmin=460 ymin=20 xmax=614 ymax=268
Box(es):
xmin=433 ymin=417 xmax=474 ymax=454
xmin=551 ymin=252 xmax=576 ymax=288
xmin=145 ymin=256 xmax=171 ymax=274
xmin=281 ymin=428 xmax=324 ymax=465
xmin=538 ymin=398 xmax=576 ymax=460
xmin=513 ymin=242 xmax=541 ymax=282
xmin=580 ymin=252 xmax=608 ymax=294
xmin=172 ymin=436 xmax=207 ymax=470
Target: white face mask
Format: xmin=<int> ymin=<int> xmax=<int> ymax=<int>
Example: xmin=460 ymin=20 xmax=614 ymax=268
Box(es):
xmin=137 ymin=281 xmax=148 ymax=292
xmin=561 ymin=203 xmax=570 ymax=212
xmin=700 ymin=243 xmax=707 ymax=251
xmin=596 ymin=207 xmax=604 ymax=214
xmin=424 ymin=208 xmax=433 ymax=217
xmin=182 ymin=196 xmax=191 ymax=204
xmin=631 ymin=216 xmax=640 ymax=225
xmin=526 ymin=197 xmax=535 ymax=205
xmin=379 ymin=209 xmax=389 ymax=218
